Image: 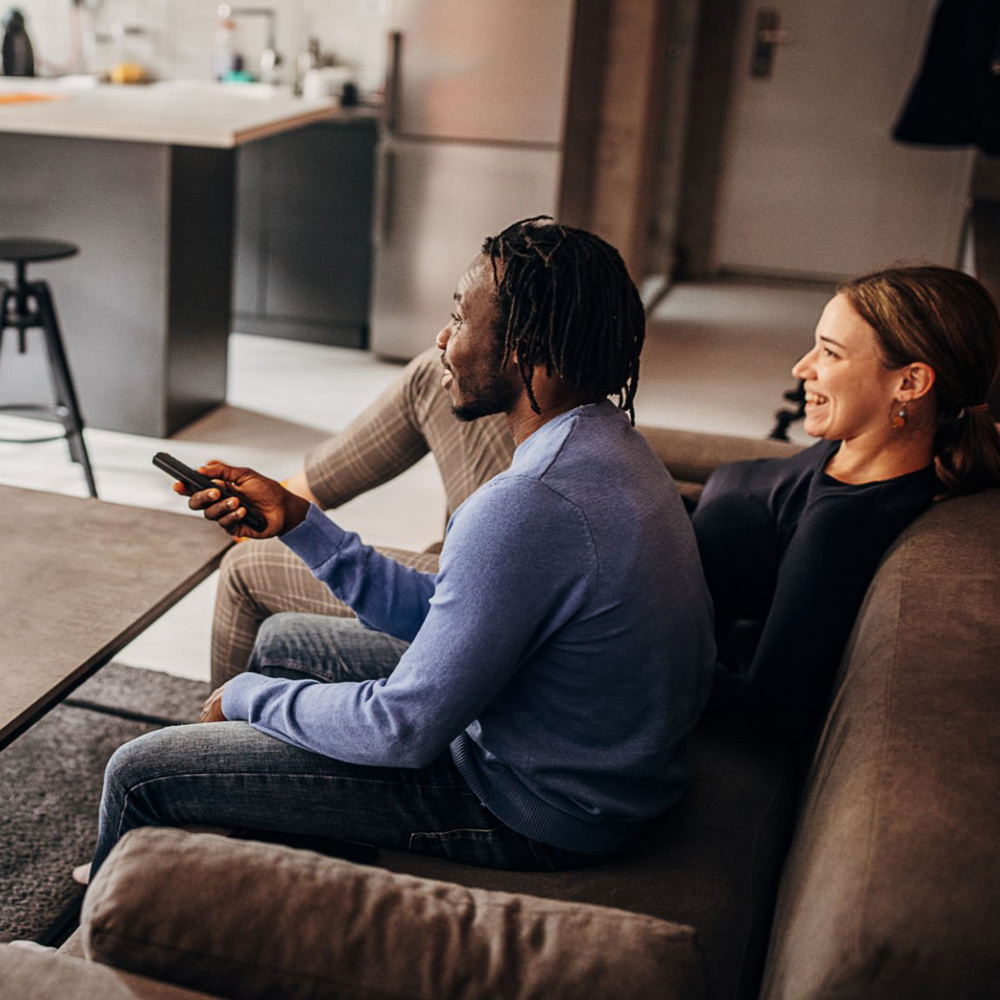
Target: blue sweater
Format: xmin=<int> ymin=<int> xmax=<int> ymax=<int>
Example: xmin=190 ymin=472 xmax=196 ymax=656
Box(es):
xmin=224 ymin=402 xmax=716 ymax=854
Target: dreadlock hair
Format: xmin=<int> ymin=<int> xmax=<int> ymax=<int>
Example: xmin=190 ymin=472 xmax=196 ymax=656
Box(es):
xmin=481 ymin=216 xmax=645 ymax=423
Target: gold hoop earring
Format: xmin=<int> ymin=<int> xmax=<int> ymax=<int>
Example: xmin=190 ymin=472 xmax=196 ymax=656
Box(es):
xmin=891 ymin=403 xmax=907 ymax=431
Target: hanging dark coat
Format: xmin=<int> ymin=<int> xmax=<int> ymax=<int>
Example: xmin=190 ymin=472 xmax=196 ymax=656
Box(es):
xmin=894 ymin=0 xmax=1000 ymax=154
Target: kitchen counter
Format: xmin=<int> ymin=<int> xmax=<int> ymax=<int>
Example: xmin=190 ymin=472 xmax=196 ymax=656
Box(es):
xmin=0 ymin=78 xmax=342 ymax=147
xmin=0 ymin=80 xmax=374 ymax=438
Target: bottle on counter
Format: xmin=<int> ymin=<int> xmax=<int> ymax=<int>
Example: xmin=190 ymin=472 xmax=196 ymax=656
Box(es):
xmin=211 ymin=17 xmax=239 ymax=81
xmin=294 ymin=36 xmax=321 ymax=95
xmin=2 ymin=7 xmax=35 ymax=77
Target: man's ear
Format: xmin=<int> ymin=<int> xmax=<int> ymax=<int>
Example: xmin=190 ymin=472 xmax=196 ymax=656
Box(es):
xmin=897 ymin=362 xmax=935 ymax=403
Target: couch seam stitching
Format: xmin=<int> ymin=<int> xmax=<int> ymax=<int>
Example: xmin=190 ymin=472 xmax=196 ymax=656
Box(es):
xmin=851 ymin=532 xmax=908 ymax=973
xmin=735 ymin=752 xmax=794 ymax=997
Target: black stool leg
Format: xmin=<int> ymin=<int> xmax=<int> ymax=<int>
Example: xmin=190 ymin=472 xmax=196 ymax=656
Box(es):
xmin=0 ymin=285 xmax=10 ymax=412
xmin=33 ymin=280 xmax=98 ymax=498
xmin=0 ymin=284 xmax=10 ymax=342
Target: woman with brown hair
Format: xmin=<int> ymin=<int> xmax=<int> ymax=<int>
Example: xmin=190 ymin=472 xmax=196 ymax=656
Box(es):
xmin=693 ymin=265 xmax=1000 ymax=727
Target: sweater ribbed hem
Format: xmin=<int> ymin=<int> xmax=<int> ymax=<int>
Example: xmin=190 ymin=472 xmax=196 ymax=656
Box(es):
xmin=279 ymin=504 xmax=348 ymax=569
xmin=449 ymin=734 xmax=643 ymax=855
xmin=222 ymin=670 xmax=267 ymax=722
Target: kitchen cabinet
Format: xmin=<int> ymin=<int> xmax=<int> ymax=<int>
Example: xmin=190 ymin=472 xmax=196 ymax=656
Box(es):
xmin=233 ymin=116 xmax=377 ymax=349
xmin=0 ymin=79 xmax=340 ymax=436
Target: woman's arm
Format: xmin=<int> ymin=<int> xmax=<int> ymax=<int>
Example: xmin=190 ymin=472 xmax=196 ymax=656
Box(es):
xmin=713 ymin=496 xmax=909 ymax=724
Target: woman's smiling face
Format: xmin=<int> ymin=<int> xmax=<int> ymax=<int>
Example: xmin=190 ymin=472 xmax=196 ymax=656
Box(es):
xmin=792 ymin=293 xmax=905 ymax=444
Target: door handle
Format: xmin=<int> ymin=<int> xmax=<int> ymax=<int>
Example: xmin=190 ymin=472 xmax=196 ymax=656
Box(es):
xmin=385 ymin=31 xmax=402 ymax=132
xmin=375 ymin=148 xmax=396 ymax=244
xmin=751 ymin=8 xmax=794 ymax=78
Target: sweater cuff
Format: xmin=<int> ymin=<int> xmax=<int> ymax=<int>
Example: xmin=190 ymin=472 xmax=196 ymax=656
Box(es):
xmin=221 ymin=671 xmax=274 ymax=721
xmin=280 ymin=503 xmax=349 ymax=569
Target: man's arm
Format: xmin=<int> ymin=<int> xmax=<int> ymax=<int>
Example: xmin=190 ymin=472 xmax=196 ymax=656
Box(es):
xmin=222 ymin=480 xmax=594 ymax=767
xmin=280 ymin=505 xmax=438 ymax=641
xmin=181 ymin=460 xmax=439 ymax=637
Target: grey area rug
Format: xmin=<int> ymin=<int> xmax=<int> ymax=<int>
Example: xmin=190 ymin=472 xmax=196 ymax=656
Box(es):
xmin=0 ymin=663 xmax=208 ymax=944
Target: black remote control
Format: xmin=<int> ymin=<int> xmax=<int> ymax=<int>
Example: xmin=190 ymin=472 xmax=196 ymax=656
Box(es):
xmin=152 ymin=452 xmax=268 ymax=532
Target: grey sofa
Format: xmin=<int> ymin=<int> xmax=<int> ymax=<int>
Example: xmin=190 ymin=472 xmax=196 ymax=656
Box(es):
xmin=2 ymin=428 xmax=998 ymax=1000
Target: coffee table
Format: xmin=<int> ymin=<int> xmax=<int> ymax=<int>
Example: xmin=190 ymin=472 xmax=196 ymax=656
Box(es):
xmin=0 ymin=486 xmax=232 ymax=750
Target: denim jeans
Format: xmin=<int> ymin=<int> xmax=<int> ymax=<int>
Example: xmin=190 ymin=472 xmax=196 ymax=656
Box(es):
xmin=92 ymin=615 xmax=597 ymax=875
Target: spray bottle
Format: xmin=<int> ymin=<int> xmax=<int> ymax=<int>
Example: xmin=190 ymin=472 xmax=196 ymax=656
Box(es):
xmin=2 ymin=7 xmax=35 ymax=77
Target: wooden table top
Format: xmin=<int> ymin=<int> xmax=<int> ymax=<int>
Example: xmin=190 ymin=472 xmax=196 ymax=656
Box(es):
xmin=0 ymin=486 xmax=232 ymax=750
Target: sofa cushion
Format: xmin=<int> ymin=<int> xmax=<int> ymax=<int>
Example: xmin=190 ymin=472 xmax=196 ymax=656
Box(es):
xmin=760 ymin=490 xmax=1000 ymax=1000
xmin=0 ymin=945 xmax=215 ymax=1000
xmin=381 ymin=713 xmax=802 ymax=1000
xmin=82 ymin=827 xmax=709 ymax=1000
xmin=58 ymin=926 xmax=85 ymax=958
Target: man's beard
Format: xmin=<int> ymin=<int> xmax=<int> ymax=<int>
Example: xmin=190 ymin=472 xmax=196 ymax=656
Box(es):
xmin=451 ymin=368 xmax=521 ymax=422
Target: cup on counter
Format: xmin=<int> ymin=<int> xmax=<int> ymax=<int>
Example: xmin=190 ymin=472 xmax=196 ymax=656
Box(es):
xmin=302 ymin=66 xmax=353 ymax=102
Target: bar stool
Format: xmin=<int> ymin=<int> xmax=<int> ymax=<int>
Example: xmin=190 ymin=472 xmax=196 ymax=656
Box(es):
xmin=0 ymin=238 xmax=98 ymax=497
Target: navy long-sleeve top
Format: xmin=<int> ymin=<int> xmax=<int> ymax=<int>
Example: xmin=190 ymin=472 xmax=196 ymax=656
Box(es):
xmin=691 ymin=440 xmax=938 ymax=724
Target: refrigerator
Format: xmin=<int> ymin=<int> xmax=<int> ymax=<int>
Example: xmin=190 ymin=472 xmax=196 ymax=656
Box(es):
xmin=369 ymin=0 xmax=576 ymax=359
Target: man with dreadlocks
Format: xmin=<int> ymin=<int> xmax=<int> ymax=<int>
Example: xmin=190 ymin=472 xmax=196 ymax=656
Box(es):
xmin=86 ymin=218 xmax=715 ymax=877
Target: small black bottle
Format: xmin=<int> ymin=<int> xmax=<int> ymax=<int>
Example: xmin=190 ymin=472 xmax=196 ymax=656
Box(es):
xmin=2 ymin=7 xmax=35 ymax=77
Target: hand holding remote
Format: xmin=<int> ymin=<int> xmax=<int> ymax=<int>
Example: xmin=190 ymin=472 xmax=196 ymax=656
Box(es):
xmin=176 ymin=460 xmax=311 ymax=539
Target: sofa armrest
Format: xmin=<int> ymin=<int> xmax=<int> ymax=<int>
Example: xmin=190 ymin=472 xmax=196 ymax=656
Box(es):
xmin=82 ymin=828 xmax=709 ymax=1000
xmin=761 ymin=490 xmax=1000 ymax=999
xmin=637 ymin=425 xmax=803 ymax=484
xmin=0 ymin=945 xmax=215 ymax=1000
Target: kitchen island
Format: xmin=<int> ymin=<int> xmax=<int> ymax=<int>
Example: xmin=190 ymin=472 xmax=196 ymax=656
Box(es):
xmin=0 ymin=80 xmax=346 ymax=436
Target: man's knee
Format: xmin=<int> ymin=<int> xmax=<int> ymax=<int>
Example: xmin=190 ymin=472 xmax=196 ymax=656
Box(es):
xmin=250 ymin=613 xmax=407 ymax=684
xmin=249 ymin=611 xmax=337 ymax=670
xmin=103 ymin=724 xmax=252 ymax=803
xmin=102 ymin=728 xmax=175 ymax=810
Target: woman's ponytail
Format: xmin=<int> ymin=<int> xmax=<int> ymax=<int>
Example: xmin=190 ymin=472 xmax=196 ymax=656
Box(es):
xmin=932 ymin=404 xmax=1000 ymax=495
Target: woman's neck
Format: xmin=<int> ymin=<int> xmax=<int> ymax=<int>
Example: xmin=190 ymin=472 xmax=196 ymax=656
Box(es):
xmin=824 ymin=430 xmax=935 ymax=485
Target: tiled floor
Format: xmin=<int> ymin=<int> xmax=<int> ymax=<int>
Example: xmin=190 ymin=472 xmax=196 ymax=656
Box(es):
xmin=0 ymin=278 xmax=831 ymax=681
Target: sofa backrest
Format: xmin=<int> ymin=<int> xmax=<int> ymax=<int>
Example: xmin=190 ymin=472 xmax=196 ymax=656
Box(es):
xmin=760 ymin=489 xmax=1000 ymax=1000
xmin=638 ymin=426 xmax=802 ymax=485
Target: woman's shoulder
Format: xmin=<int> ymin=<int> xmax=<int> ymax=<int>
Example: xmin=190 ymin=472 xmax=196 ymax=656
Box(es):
xmin=705 ymin=439 xmax=833 ymax=493
xmin=802 ymin=462 xmax=938 ymax=537
xmin=812 ymin=456 xmax=939 ymax=503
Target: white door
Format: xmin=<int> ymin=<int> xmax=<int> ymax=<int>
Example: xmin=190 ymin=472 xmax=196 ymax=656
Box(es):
xmin=711 ymin=0 xmax=974 ymax=280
